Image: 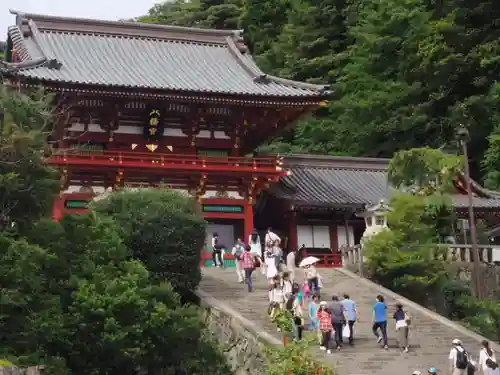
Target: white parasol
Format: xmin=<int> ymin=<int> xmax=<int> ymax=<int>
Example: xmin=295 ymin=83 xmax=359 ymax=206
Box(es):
xmin=299 ymin=256 xmax=320 ymax=268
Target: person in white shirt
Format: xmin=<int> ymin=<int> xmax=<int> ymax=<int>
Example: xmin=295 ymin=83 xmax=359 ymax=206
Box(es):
xmin=265 ymin=250 xmax=278 ymax=280
xmin=231 ymin=238 xmax=245 ymax=283
xmin=265 ymin=227 xmax=281 ymax=270
xmin=269 ymin=277 xmax=284 ymax=305
xmin=479 ymin=340 xmax=499 ymax=375
xmin=304 ymin=264 xmax=319 ymax=294
xmin=248 ymin=229 xmax=264 ymax=274
xmin=291 ymin=293 xmax=303 ymax=341
xmin=286 ymin=249 xmax=296 ymax=281
xmin=281 ymin=272 xmax=293 ymax=295
xmin=211 ymin=233 xmax=223 ymax=267
xmin=449 ymin=339 xmax=470 ymax=375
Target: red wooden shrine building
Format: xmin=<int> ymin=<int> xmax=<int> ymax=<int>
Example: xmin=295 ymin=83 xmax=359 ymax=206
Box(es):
xmin=7 ymin=12 xmax=499 ymax=268
xmin=1 ymin=11 xmax=330 ymax=264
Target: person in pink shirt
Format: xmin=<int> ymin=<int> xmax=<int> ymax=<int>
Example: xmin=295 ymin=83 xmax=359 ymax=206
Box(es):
xmin=240 ymin=245 xmax=256 ymax=292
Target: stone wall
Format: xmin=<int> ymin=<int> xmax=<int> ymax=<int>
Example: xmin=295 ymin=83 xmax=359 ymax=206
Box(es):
xmin=0 ymin=366 xmax=42 ymax=375
xmin=197 ymin=290 xmax=281 ymax=375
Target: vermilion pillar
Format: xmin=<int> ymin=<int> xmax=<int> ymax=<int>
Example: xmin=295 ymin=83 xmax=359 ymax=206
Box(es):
xmin=244 ymin=200 xmax=254 ymax=243
xmin=51 ymin=194 xmax=65 ymax=221
xmin=329 ymin=223 xmax=338 ymax=252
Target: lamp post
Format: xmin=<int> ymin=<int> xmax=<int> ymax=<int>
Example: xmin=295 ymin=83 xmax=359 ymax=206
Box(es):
xmin=457 ymin=125 xmax=482 ymax=299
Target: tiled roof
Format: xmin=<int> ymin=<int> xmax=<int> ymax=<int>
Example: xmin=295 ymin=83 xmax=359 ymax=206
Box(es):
xmin=2 ymin=11 xmax=329 ymax=98
xmin=271 ymin=154 xmax=500 ymax=209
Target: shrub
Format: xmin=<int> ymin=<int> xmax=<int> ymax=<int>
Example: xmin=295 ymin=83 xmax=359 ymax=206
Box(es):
xmin=92 ymin=189 xmax=205 ymax=294
xmin=266 ymin=339 xmax=334 ymax=375
xmin=17 ymin=212 xmax=230 ymax=375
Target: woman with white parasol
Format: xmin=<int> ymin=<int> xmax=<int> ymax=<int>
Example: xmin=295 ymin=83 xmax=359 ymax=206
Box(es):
xmin=300 ymin=256 xmax=322 ymax=295
xmin=265 ymin=227 xmax=282 ymax=271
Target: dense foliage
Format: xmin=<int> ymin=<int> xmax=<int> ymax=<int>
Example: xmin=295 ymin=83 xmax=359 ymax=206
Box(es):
xmin=0 ymin=89 xmax=231 ymax=375
xmin=138 ymin=0 xmax=500 ymax=182
xmin=364 ymin=149 xmax=500 ymax=341
xmin=0 ymin=87 xmax=59 ymax=230
xmin=92 ymin=189 xmax=205 ymax=295
xmin=266 ymin=339 xmax=334 ymax=375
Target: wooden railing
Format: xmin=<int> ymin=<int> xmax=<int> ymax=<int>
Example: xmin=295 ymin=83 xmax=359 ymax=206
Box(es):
xmin=47 ymin=150 xmax=285 ymax=175
xmin=342 ymin=244 xmax=500 ymax=266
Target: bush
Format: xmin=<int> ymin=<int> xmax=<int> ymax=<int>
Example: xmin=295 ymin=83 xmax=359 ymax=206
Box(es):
xmin=17 ymin=213 xmax=231 ymax=375
xmin=92 ymin=189 xmax=206 ymax=294
xmin=266 ymin=339 xmax=334 ymax=375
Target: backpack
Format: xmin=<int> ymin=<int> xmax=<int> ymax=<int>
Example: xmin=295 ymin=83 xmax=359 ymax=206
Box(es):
xmin=292 ymin=281 xmax=300 ymax=294
xmin=285 ymin=295 xmax=295 ymax=312
xmin=455 ymin=347 xmax=469 ymax=369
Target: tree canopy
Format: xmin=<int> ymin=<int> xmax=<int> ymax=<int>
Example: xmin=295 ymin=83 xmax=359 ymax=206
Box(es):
xmin=0 ymin=88 xmax=230 ymax=375
xmin=137 ymin=0 xmax=500 ymax=182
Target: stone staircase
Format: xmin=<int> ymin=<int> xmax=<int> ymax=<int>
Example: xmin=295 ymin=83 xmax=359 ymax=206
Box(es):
xmin=200 ymin=267 xmax=493 ymax=375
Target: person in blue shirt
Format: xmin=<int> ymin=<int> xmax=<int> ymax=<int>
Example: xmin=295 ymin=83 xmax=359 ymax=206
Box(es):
xmin=341 ymin=294 xmax=357 ymax=345
xmin=372 ymin=294 xmax=388 ymax=349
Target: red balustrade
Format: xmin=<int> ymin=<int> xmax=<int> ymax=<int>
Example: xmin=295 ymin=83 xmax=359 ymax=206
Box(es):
xmin=47 ymin=150 xmax=286 ymax=176
xmin=303 ymin=250 xmax=343 ymax=268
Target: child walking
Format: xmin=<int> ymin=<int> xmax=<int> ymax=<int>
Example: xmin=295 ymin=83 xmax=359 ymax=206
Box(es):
xmin=317 ymin=301 xmax=333 ymax=354
xmin=308 ymin=294 xmax=321 ymax=344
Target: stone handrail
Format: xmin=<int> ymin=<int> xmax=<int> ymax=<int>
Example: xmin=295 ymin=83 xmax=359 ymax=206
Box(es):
xmin=342 ymin=244 xmax=500 ymax=266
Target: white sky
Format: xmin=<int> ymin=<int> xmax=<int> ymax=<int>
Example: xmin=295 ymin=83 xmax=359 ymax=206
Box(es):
xmin=1 ymin=0 xmax=162 ymax=41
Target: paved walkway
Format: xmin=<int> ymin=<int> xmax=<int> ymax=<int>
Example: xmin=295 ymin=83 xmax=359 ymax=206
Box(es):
xmin=200 ymin=267 xmax=490 ymax=375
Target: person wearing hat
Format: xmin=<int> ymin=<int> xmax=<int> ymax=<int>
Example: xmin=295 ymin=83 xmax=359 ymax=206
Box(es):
xmin=427 ymin=368 xmax=437 ymax=375
xmin=449 ymin=338 xmax=470 ymax=375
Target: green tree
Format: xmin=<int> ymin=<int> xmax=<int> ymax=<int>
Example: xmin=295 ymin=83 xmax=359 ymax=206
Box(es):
xmin=240 ymin=0 xmax=290 ymax=72
xmin=0 ymin=87 xmax=59 ymax=231
xmin=92 ymin=189 xmax=205 ymax=294
xmin=0 ymin=234 xmax=54 ymax=360
xmin=388 ymin=147 xmax=463 ymax=195
xmin=23 ymin=213 xmax=230 ymax=375
xmin=138 ymin=0 xmax=242 ymax=30
xmin=364 ymin=193 xmax=451 ymax=304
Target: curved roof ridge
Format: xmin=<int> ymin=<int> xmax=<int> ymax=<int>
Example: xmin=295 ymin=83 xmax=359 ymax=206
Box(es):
xmin=26 ymin=19 xmax=62 ymax=69
xmin=237 ymin=54 xmax=329 ymax=92
xmin=227 ymin=38 xmax=328 ymax=93
xmin=10 ymin=9 xmax=241 ymax=44
xmin=281 ymin=154 xmax=390 ymax=169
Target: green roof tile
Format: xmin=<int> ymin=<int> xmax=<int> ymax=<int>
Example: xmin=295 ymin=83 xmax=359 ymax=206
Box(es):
xmin=3 ymin=11 xmax=330 ymax=98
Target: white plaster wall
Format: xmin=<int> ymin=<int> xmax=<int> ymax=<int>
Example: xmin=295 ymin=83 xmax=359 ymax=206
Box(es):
xmin=64 ymin=186 xmax=243 ymax=199
xmin=67 ymin=124 xmax=230 ymax=139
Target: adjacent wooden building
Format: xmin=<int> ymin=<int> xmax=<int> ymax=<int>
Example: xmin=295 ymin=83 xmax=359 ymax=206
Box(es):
xmin=255 ymin=155 xmax=500 ymax=266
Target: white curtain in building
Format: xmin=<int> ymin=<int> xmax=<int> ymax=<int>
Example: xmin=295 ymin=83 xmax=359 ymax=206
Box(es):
xmin=337 ymin=225 xmax=354 ymax=247
xmin=297 ymin=225 xmax=331 ymax=248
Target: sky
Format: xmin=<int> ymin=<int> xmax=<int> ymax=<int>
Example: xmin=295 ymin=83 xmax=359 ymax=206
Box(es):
xmin=0 ymin=0 xmax=162 ymax=41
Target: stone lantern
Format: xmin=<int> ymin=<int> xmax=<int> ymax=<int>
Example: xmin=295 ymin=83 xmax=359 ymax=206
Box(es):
xmin=356 ymin=199 xmax=392 ymax=243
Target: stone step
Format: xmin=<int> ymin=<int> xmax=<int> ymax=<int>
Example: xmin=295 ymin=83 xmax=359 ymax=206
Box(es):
xmin=200 ymin=267 xmax=494 ymax=375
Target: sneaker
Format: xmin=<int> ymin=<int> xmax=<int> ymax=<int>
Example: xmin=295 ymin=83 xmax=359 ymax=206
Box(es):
xmin=384 ymin=345 xmax=388 ymax=350
xmin=336 ymin=346 xmax=341 ymax=351
xmin=404 ymin=347 xmax=408 ymax=353
xmin=327 ymin=349 xmax=332 ymax=354
xmin=319 ymin=346 xmax=326 ymax=351
xmin=377 ymin=336 xmax=382 ymax=344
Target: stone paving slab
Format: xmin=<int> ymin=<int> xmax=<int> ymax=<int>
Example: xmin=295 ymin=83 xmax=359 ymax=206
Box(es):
xmin=200 ymin=267 xmax=492 ymax=375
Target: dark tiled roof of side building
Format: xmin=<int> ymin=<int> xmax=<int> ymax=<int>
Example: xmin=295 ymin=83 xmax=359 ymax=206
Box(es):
xmin=271 ymin=154 xmax=500 ymax=209
xmin=1 ymin=10 xmax=330 ymax=98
